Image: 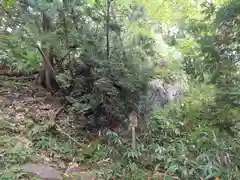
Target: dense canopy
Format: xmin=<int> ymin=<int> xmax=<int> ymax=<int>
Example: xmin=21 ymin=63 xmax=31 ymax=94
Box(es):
xmin=0 ymin=0 xmax=239 ymax=179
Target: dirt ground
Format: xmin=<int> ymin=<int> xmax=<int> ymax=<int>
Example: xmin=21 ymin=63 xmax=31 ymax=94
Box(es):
xmin=0 ymin=77 xmax=107 ymax=179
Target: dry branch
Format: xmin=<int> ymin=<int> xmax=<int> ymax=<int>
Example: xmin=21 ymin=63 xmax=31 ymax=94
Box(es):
xmin=55 ymin=124 xmax=84 ymax=147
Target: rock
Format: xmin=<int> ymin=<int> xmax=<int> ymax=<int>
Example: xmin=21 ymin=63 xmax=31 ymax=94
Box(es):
xmin=138 ymin=79 xmax=167 ymax=119
xmin=34 ymin=91 xmax=47 ymax=98
xmin=45 ymin=95 xmax=61 ymax=105
xmin=138 ymin=78 xmax=185 ymax=120
xmin=164 ymin=83 xmax=184 ymax=102
xmin=65 ymin=167 xmax=96 ymax=180
xmin=15 ymin=106 xmax=26 ymax=112
xmin=0 ymin=96 xmax=12 ymax=106
xmin=65 ymin=163 xmax=97 ymax=180
xmin=158 ymin=60 xmax=168 ymax=68
xmin=22 ymin=163 xmax=63 ymax=180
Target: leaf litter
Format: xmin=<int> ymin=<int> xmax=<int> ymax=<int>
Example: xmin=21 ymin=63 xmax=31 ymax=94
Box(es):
xmin=0 ymin=78 xmax=100 ymax=179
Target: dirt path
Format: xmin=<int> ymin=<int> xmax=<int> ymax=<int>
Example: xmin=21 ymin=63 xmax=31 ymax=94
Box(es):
xmin=0 ymin=78 xmax=102 ymax=179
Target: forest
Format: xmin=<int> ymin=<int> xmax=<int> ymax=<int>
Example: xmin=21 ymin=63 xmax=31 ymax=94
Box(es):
xmin=0 ymin=0 xmax=239 ymax=179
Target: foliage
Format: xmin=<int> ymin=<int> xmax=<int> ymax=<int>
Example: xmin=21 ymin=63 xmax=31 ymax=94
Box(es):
xmin=0 ymin=33 xmax=41 ymax=71
xmin=147 ymin=0 xmax=240 ymax=179
xmin=1 ymin=0 xmax=240 ymax=180
xmin=88 ymin=1 xmax=240 ymax=179
xmin=0 ymin=0 xmax=156 ymax=129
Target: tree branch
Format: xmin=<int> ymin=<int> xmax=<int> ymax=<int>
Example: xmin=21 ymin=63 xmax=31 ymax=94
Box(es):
xmin=110 ymin=2 xmax=128 ymax=60
xmin=106 ymin=0 xmax=112 ymax=61
xmin=0 ymin=3 xmax=12 ymax=18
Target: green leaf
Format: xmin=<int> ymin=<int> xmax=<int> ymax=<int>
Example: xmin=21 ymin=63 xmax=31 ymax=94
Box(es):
xmin=5 ymin=0 xmax=16 ymax=7
xmin=164 ymin=175 xmax=172 ymax=180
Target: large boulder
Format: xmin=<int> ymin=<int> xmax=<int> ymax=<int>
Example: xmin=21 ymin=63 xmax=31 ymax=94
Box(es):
xmin=138 ymin=78 xmax=184 ymax=120
xmin=164 ymin=83 xmax=184 ymax=102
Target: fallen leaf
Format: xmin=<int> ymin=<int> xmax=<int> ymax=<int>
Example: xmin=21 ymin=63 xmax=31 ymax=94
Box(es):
xmin=15 ymin=113 xmax=25 ymax=121
xmin=40 ymin=104 xmax=52 ymax=110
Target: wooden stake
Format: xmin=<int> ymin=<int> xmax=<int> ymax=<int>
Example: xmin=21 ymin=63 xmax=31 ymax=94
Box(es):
xmin=129 ymin=111 xmax=138 ymax=150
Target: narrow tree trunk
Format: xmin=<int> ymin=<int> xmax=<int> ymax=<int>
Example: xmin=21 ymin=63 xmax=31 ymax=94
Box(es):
xmin=36 ymin=51 xmax=59 ymax=93
xmin=35 ymin=12 xmax=60 ymax=93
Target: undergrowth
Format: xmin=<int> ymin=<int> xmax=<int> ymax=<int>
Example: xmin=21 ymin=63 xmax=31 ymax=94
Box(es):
xmin=0 ymin=120 xmax=76 ymax=180
xmin=89 ymin=83 xmax=240 ymax=180
xmin=0 ymin=0 xmax=240 ymax=180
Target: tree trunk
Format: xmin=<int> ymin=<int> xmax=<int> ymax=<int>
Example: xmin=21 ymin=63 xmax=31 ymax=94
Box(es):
xmin=35 ymin=51 xmax=60 ymax=93
xmin=35 ymin=13 xmax=60 ymax=94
